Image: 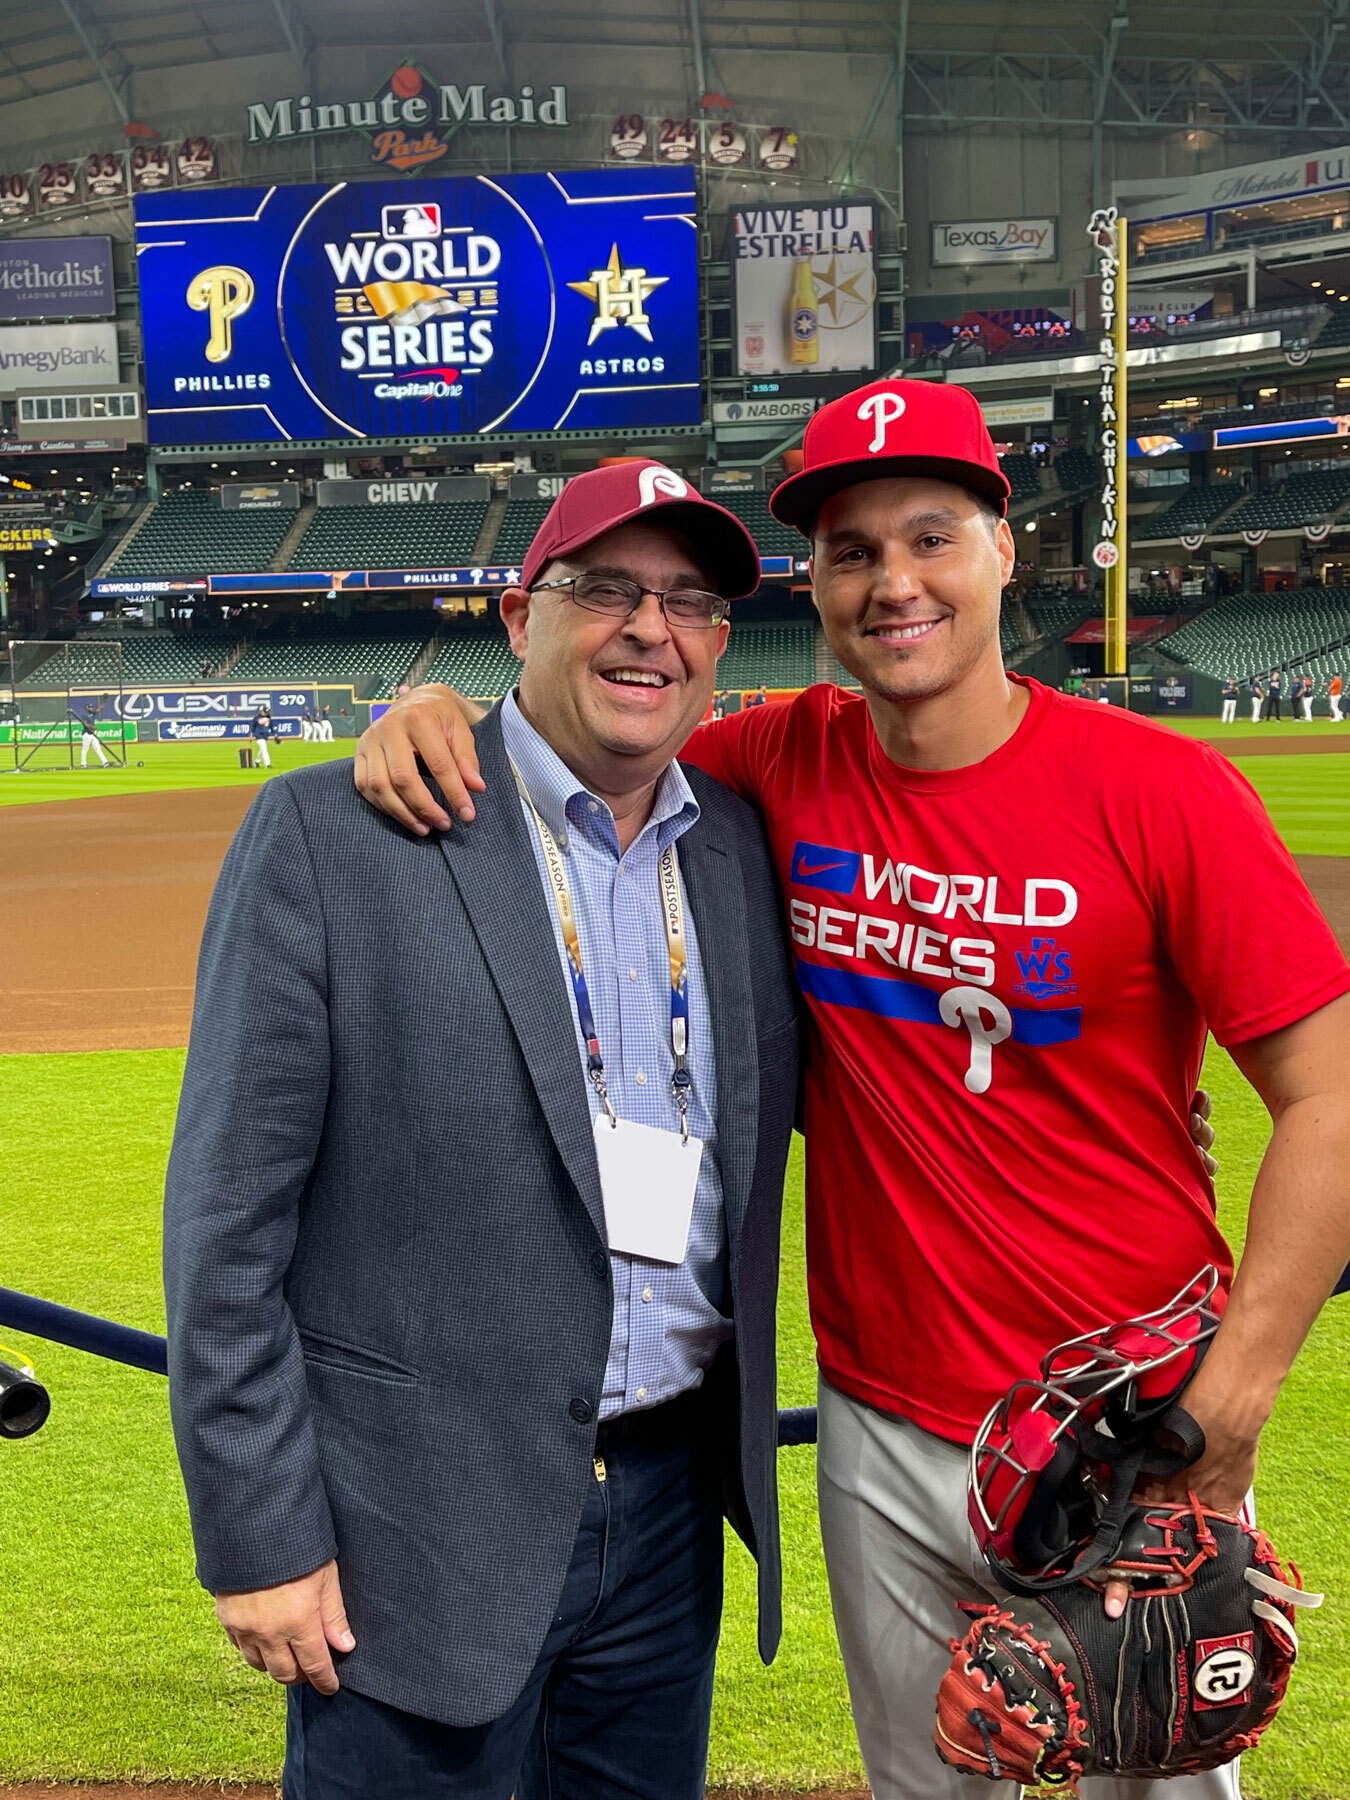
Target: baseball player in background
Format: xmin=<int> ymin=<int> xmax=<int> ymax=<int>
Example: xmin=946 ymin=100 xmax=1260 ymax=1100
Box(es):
xmin=1331 ymin=672 xmax=1344 ymax=722
xmin=1249 ymin=673 xmax=1264 ymax=722
xmin=1221 ymin=674 xmax=1239 ymax=724
xmin=300 ymin=703 xmax=316 ymax=742
xmin=77 ymin=700 xmax=110 ymax=767
xmin=354 ymin=383 xmax=1350 ymax=1800
xmin=250 ymin=705 xmax=274 ymax=769
xmin=1265 ymin=667 xmax=1283 ymax=720
xmin=1300 ymin=675 xmax=1315 ymax=722
xmin=318 ymin=704 xmax=334 ymax=741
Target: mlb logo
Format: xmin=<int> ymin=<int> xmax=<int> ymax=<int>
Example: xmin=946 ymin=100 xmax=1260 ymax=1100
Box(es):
xmin=381 ymin=203 xmax=442 ymax=241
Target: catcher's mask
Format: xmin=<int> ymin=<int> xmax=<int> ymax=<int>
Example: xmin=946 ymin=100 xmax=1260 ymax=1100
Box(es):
xmin=969 ymin=1267 xmax=1225 ymax=1594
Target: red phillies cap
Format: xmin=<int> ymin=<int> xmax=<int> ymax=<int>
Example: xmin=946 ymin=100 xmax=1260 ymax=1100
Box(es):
xmin=520 ymin=460 xmax=761 ymax=599
xmin=769 ymin=378 xmax=1011 ymax=533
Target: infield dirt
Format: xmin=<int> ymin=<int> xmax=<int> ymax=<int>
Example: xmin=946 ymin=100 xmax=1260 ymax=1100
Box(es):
xmin=3 ymin=784 xmax=1348 ymax=1057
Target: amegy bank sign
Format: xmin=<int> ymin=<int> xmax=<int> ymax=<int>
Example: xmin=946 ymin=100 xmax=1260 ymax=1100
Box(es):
xmin=0 ymin=322 xmax=118 ymax=394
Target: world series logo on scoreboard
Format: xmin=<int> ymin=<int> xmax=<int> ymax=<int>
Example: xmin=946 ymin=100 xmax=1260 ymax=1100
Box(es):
xmin=136 ymin=169 xmax=700 ymax=442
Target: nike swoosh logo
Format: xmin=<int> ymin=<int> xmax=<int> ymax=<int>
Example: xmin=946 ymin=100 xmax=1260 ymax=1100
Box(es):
xmin=796 ymin=858 xmax=849 ymax=876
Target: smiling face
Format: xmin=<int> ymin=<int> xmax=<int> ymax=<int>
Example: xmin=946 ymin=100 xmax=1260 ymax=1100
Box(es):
xmin=809 ymin=475 xmax=1015 ymax=703
xmin=501 ymin=519 xmax=728 ymax=792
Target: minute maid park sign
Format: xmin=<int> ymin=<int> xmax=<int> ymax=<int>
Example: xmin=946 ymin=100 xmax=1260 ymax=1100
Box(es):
xmin=246 ymin=61 xmax=568 ymax=175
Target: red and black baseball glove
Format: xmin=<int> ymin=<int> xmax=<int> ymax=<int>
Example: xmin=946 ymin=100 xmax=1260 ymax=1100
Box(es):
xmin=935 ymin=1497 xmax=1320 ymax=1788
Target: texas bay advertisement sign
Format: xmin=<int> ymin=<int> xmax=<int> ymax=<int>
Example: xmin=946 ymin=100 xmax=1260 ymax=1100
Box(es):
xmin=931 ymin=218 xmax=1058 ymax=267
xmin=245 ymin=62 xmax=568 ymax=175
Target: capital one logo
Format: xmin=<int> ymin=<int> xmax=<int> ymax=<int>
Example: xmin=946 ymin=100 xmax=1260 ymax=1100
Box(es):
xmin=857 ymin=390 xmax=905 ymax=453
xmin=638 ymin=465 xmax=688 ymax=507
xmin=186 ymin=265 xmax=254 ymax=362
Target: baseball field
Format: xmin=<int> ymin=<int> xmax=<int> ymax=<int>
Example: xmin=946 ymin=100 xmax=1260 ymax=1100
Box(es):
xmin=1 ymin=719 xmax=1347 ymax=1797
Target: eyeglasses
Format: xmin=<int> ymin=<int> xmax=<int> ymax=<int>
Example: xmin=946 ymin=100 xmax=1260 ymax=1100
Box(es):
xmin=532 ymin=573 xmax=727 ymax=628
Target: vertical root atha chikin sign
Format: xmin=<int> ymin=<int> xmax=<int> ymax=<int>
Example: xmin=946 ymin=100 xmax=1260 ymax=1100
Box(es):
xmin=1086 ymin=205 xmax=1128 ymax=675
xmin=246 ymin=63 xmax=569 ymax=174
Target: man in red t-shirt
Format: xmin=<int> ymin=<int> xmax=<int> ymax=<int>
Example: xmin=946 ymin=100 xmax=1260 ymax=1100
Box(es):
xmin=352 ymin=386 xmax=1350 ymax=1800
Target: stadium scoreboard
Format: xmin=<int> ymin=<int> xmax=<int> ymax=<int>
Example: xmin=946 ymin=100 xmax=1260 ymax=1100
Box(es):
xmin=136 ymin=168 xmax=700 ymax=444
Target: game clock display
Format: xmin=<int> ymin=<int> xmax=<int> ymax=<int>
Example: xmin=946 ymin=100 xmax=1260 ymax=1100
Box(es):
xmin=135 ymin=168 xmax=700 ymax=444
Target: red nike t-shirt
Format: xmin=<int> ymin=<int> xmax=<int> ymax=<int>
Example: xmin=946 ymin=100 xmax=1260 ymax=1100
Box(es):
xmin=680 ymin=676 xmax=1350 ymax=1441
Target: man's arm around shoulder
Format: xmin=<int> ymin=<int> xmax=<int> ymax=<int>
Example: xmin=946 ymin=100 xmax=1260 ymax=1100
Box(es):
xmin=164 ymin=775 xmax=351 ymax=1691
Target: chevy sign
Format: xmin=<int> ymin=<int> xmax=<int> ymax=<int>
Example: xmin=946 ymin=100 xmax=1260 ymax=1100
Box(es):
xmin=931 ymin=218 xmax=1058 ymax=267
xmin=0 ymin=237 xmax=113 ymax=320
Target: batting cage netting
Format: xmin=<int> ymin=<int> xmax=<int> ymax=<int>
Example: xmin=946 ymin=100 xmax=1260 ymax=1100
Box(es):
xmin=4 ymin=639 xmax=129 ymax=772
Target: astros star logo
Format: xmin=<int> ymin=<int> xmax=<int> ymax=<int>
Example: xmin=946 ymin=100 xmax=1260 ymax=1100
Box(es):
xmin=568 ymin=243 xmax=667 ymax=346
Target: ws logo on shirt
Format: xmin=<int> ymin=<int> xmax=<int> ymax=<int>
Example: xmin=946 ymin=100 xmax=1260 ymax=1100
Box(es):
xmin=789 ymin=840 xmax=861 ymax=895
xmin=1014 ymin=936 xmax=1077 ymax=1000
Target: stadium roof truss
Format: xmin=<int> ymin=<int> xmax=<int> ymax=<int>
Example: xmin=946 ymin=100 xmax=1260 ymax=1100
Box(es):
xmin=2 ymin=0 xmax=1350 ymax=142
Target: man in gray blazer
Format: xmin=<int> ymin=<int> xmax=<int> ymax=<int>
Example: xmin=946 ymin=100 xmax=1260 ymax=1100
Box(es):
xmin=163 ymin=464 xmax=800 ymax=1799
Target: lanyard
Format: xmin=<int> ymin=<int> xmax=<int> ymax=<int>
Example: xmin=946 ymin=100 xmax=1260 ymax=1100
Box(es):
xmin=510 ymin=760 xmax=694 ymax=1140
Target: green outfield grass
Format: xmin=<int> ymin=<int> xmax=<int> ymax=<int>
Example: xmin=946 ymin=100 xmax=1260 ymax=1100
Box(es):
xmin=0 ymin=711 xmax=1346 ymax=1790
xmin=1167 ymin=717 xmax=1348 ymax=740
xmin=0 ymin=1049 xmax=1347 ymax=1793
xmin=0 ymin=737 xmax=354 ymax=808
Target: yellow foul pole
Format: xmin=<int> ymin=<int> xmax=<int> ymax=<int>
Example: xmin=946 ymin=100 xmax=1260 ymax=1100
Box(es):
xmin=1110 ymin=215 xmax=1129 ymax=677
xmin=1086 ymin=206 xmax=1128 ymax=678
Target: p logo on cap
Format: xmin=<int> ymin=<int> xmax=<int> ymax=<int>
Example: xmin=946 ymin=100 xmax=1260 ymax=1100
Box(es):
xmin=858 ymin=391 xmax=906 ymax=454
xmin=638 ymin=465 xmax=689 ymax=507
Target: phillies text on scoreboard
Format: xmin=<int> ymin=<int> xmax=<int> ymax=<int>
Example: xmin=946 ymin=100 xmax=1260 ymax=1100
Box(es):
xmin=135 ymin=169 xmax=700 ymax=442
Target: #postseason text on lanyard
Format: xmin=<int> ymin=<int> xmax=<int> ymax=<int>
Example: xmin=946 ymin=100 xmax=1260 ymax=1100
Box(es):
xmin=510 ymin=761 xmax=694 ymax=1141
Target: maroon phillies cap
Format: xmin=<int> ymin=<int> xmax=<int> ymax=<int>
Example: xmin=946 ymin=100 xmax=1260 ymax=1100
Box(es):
xmin=769 ymin=378 xmax=1011 ymax=533
xmin=519 ymin=460 xmax=761 ymax=599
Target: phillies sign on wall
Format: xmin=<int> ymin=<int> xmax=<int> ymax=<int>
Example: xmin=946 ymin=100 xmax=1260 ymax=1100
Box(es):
xmin=246 ymin=64 xmax=569 ymax=173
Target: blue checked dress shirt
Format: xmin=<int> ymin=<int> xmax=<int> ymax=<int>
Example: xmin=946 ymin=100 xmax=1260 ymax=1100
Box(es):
xmin=501 ymin=691 xmax=732 ymax=1418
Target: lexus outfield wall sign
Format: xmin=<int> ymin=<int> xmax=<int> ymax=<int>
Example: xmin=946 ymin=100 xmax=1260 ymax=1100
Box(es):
xmin=930 ymin=218 xmax=1058 ymax=267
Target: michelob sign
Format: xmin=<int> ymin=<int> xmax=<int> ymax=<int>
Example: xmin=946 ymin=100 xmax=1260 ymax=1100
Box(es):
xmin=135 ymin=169 xmax=699 ymax=443
xmin=733 ymin=205 xmax=876 ymax=378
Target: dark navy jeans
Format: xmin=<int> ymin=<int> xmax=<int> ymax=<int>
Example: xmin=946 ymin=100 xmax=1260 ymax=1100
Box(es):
xmin=282 ymin=1392 xmax=725 ymax=1799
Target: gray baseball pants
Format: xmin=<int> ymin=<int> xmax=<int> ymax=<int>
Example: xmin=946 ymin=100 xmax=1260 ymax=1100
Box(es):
xmin=816 ymin=1377 xmax=1242 ymax=1800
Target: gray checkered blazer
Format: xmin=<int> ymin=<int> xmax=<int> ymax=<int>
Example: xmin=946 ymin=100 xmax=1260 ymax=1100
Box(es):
xmin=163 ymin=706 xmax=800 ymax=1729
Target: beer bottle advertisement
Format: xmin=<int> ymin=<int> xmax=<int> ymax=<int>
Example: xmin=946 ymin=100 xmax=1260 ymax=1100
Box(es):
xmin=733 ymin=204 xmax=876 ymax=378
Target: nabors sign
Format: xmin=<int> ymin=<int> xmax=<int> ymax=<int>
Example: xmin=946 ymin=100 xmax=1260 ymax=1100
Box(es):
xmin=247 ymin=62 xmax=568 ymax=173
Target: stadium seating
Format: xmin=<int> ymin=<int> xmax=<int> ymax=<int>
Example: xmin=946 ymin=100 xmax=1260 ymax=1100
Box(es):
xmin=1053 ymin=448 xmax=1099 ymax=493
xmin=111 ymin=492 xmax=296 ymax=577
xmin=715 ymin=624 xmax=815 ymax=690
xmin=712 ymin=490 xmax=802 ymax=557
xmin=490 ymin=498 xmax=551 ymax=564
xmin=1157 ymin=587 xmax=1350 ymax=678
xmin=1135 ymin=482 xmax=1244 ymax=541
xmin=420 ymin=629 xmax=522 ymax=697
xmin=113 ymin=634 xmax=243 ymax=684
xmin=1221 ymin=467 xmax=1350 ymax=533
xmin=1000 ymin=456 xmax=1042 ymax=503
xmin=289 ymin=502 xmax=487 ymax=570
xmin=230 ymin=614 xmax=434 ymax=688
xmin=1024 ymin=594 xmax=1095 ymax=641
